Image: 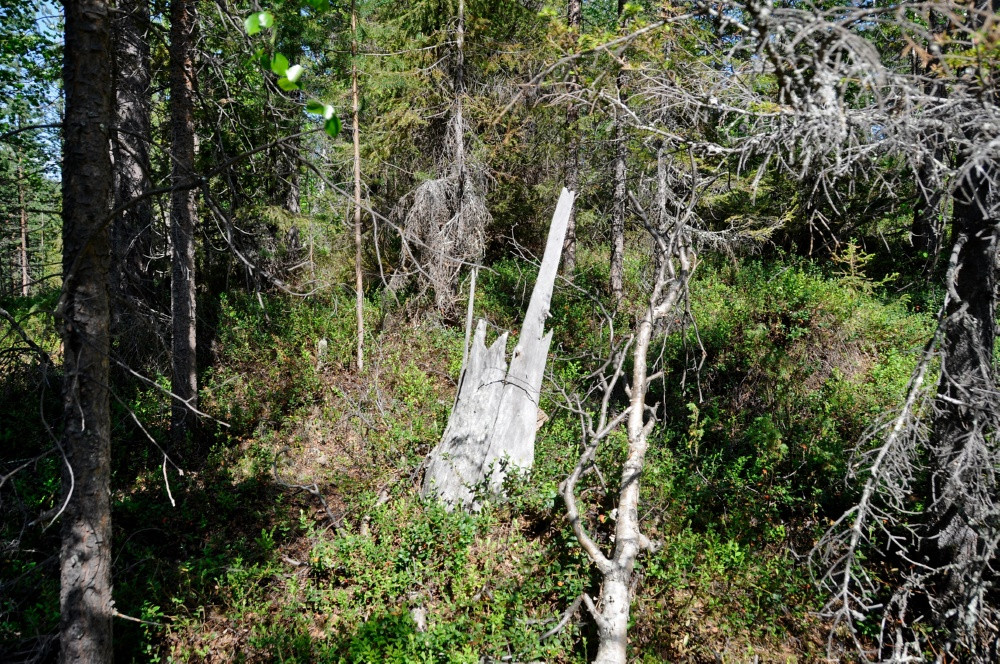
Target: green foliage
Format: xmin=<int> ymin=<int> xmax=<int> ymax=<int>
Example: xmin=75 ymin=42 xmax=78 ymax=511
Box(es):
xmin=653 ymin=258 xmax=933 ymax=542
xmin=201 ymin=291 xmax=354 ymax=430
xmin=0 ymin=0 xmax=966 ymax=659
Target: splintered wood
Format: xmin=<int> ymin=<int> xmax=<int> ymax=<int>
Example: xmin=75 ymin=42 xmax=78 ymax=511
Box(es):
xmin=421 ymin=188 xmax=575 ymax=509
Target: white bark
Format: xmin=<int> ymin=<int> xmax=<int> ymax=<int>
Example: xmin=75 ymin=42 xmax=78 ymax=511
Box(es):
xmin=559 ymin=154 xmax=694 ymax=661
xmin=422 ymin=188 xmax=575 ymax=508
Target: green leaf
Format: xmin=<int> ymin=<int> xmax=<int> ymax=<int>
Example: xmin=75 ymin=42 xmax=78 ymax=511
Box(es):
xmin=277 ymin=77 xmax=300 ymax=91
xmin=285 ymin=64 xmax=303 ymax=83
xmin=324 ymin=116 xmax=341 ymax=138
xmin=270 ymin=52 xmax=289 ymax=76
xmin=304 ymin=0 xmax=328 ymax=10
xmin=248 ymin=47 xmax=266 ymax=68
xmin=244 ymin=11 xmax=273 ymax=34
xmin=244 ymin=13 xmax=261 ymax=34
xmin=305 ymin=99 xmax=325 ymax=114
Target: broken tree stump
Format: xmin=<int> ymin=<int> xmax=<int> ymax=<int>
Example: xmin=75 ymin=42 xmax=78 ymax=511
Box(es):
xmin=421 ymin=188 xmax=576 ymax=509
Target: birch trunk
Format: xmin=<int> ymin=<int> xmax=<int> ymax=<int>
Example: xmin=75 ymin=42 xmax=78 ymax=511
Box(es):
xmin=592 ymin=263 xmax=685 ymax=664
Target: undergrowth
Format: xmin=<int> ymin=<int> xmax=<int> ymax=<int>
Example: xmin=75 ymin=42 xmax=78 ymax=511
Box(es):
xmin=0 ymin=253 xmax=934 ymax=663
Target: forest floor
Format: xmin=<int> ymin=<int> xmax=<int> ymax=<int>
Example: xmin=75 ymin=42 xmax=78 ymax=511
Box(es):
xmin=2 ymin=250 xmax=936 ymax=663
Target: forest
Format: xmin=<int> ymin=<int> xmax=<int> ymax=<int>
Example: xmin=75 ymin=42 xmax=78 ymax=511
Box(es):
xmin=2 ymin=0 xmax=999 ymax=662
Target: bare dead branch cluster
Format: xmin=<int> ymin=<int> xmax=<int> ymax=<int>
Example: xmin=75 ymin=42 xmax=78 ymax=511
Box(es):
xmin=388 ymin=110 xmax=491 ymax=316
xmin=556 ymin=146 xmax=699 ymax=663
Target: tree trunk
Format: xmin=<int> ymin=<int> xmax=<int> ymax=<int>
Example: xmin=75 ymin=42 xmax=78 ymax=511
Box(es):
xmin=610 ymin=101 xmax=626 ymax=304
xmin=562 ymin=0 xmax=582 ymax=276
xmin=169 ymin=0 xmax=198 ymax=448
xmin=910 ymin=9 xmax=946 ymax=278
xmin=111 ymin=0 xmax=153 ymax=306
xmin=454 ymin=0 xmax=465 ymax=190
xmin=352 ymin=0 xmax=364 ymax=372
xmin=922 ymin=3 xmax=1000 ymax=649
xmin=272 ymin=41 xmax=302 ymax=215
xmin=59 ymin=1 xmax=115 ymax=661
xmin=609 ymin=0 xmax=627 ymax=305
xmin=431 ymin=0 xmax=466 ymax=315
xmin=911 ymin=147 xmax=944 ymax=274
xmin=423 ymin=190 xmax=574 ymax=509
xmin=592 ymin=262 xmax=669 ymax=664
xmin=17 ymin=153 xmax=28 ymax=297
xmin=927 ymin=161 xmax=998 ymax=645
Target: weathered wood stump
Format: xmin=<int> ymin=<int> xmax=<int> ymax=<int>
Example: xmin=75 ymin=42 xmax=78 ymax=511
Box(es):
xmin=422 ymin=188 xmax=575 ymax=509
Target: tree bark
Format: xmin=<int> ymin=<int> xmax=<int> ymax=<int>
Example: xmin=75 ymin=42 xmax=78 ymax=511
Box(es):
xmin=454 ymin=0 xmax=465 ymax=187
xmin=271 ymin=41 xmax=302 ymax=215
xmin=909 ymin=9 xmax=946 ymax=278
xmin=423 ymin=190 xmax=575 ymax=509
xmin=169 ymin=0 xmax=199 ymax=448
xmin=59 ymin=0 xmax=115 ymax=661
xmin=17 ymin=152 xmax=29 ymax=297
xmin=922 ymin=3 xmax=1000 ymax=648
xmin=592 ymin=253 xmax=687 ymax=664
xmin=111 ymin=0 xmax=154 ymax=307
xmin=562 ymin=0 xmax=582 ymax=276
xmin=911 ymin=147 xmax=944 ymax=274
xmin=927 ymin=161 xmax=999 ymax=646
xmin=352 ymin=0 xmax=364 ymax=372
xmin=609 ymin=0 xmax=627 ymax=305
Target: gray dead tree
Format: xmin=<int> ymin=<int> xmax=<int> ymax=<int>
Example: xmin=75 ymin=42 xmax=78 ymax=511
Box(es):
xmin=421 ymin=188 xmax=575 ymax=509
xmin=702 ymin=1 xmax=1000 ymax=660
xmin=388 ymin=0 xmax=490 ymax=317
xmin=558 ymin=152 xmax=697 ymax=664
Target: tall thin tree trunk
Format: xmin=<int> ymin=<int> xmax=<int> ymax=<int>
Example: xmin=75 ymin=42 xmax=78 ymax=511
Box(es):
xmin=433 ymin=0 xmax=466 ymax=314
xmin=927 ymin=162 xmax=999 ymax=649
xmin=610 ymin=0 xmax=627 ymax=305
xmin=610 ymin=110 xmax=626 ymax=303
xmin=274 ymin=41 xmax=302 ymax=215
xmin=59 ymin=0 xmax=115 ymax=661
xmin=169 ymin=0 xmax=198 ymax=447
xmin=562 ymin=0 xmax=582 ymax=276
xmin=910 ymin=9 xmax=946 ymax=278
xmin=911 ymin=147 xmax=944 ymax=272
xmin=17 ymin=153 xmax=28 ymax=297
xmin=455 ymin=0 xmax=465 ymax=193
xmin=352 ymin=0 xmax=364 ymax=372
xmin=111 ymin=0 xmax=153 ymax=306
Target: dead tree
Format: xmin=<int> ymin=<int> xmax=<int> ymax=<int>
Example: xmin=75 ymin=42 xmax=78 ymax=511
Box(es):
xmin=540 ymin=2 xmax=1000 ymax=657
xmin=422 ymin=189 xmax=575 ymax=509
xmin=703 ymin=1 xmax=1000 ymax=659
xmin=559 ymin=155 xmax=696 ymax=664
xmin=388 ymin=0 xmax=490 ymax=317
